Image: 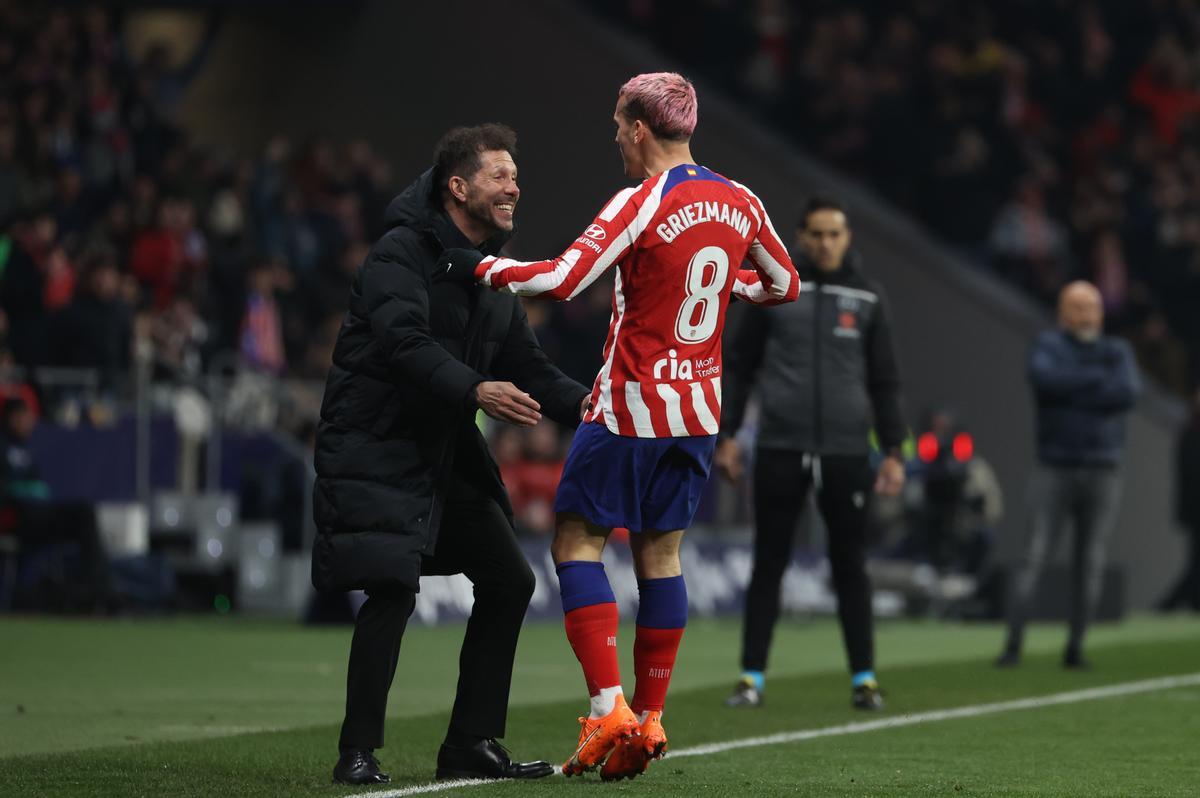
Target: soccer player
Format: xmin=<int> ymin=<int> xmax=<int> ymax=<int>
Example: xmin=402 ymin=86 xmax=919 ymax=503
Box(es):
xmin=448 ymin=72 xmax=799 ymax=779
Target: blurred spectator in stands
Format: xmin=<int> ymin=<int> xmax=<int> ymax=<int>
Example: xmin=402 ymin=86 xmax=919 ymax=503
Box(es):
xmin=741 ymin=0 xmax=792 ymax=101
xmin=1090 ymin=229 xmax=1129 ymax=325
xmin=0 ymin=398 xmax=110 ymax=611
xmin=1128 ymin=35 xmax=1200 ymax=150
xmin=41 ymin=241 xmax=76 ymax=313
xmin=147 ymin=293 xmax=207 ymax=384
xmin=997 ymin=281 xmax=1140 ymax=670
xmin=1159 ymin=387 xmax=1200 ymax=612
xmin=239 ymin=259 xmax=287 ymax=375
xmin=590 ymin=1 xmax=1200 ymax=398
xmin=1130 ymin=310 xmax=1190 ymax=396
xmin=496 ymin=424 xmax=566 ymax=537
xmin=0 ymin=343 xmax=40 ymax=420
xmin=130 ymin=197 xmax=189 ymax=309
xmin=49 ymin=246 xmax=131 ymax=383
xmin=0 ymin=119 xmax=19 ymax=223
xmin=51 ymin=166 xmax=89 ymax=247
xmin=1 ymin=208 xmax=56 ymax=367
xmin=988 ymin=177 xmax=1071 ymax=303
xmin=135 ymin=12 xmax=222 ymax=122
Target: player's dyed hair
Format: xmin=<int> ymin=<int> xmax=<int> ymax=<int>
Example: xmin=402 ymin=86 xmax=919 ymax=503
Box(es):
xmin=800 ymin=196 xmax=849 ymax=229
xmin=618 ymin=72 xmax=697 ymax=142
xmin=432 ymin=123 xmax=518 ymax=200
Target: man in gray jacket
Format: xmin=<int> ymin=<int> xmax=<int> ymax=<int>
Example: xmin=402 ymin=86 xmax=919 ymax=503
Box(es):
xmin=997 ymin=281 xmax=1140 ymax=669
xmin=716 ymin=197 xmax=905 ymax=710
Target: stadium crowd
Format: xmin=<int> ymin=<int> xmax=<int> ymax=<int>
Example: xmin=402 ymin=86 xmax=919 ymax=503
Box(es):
xmin=5 ymin=1 xmax=1198 ymax=542
xmin=592 ymin=0 xmax=1200 ymax=396
xmin=0 ymin=3 xmax=393 ymax=404
xmin=0 ymin=2 xmax=609 ymax=535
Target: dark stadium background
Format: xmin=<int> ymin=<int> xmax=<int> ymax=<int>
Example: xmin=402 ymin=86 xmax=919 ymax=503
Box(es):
xmin=0 ymin=0 xmax=1194 ymax=618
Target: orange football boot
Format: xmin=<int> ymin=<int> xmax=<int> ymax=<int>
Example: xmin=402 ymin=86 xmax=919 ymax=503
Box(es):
xmin=600 ymin=710 xmax=668 ymax=782
xmin=562 ymin=694 xmax=639 ymax=776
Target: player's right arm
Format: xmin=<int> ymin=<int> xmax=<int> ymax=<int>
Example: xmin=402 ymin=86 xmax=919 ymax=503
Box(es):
xmin=474 ymin=177 xmax=665 ymax=301
xmin=729 ymin=182 xmax=800 ymax=305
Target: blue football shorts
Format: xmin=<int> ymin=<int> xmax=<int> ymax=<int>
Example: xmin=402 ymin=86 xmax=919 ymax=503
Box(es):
xmin=553 ymin=421 xmax=716 ymax=533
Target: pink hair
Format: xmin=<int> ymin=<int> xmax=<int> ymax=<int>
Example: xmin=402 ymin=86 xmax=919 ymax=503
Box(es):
xmin=618 ymin=72 xmax=697 ymax=141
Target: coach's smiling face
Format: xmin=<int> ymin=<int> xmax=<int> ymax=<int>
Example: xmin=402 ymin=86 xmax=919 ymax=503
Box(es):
xmin=455 ymin=149 xmax=520 ymax=238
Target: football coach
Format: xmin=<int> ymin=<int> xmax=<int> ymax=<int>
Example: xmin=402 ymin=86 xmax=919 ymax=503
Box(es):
xmin=312 ymin=124 xmax=589 ymax=785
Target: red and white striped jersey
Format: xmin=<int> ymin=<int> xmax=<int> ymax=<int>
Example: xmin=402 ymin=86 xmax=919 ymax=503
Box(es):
xmin=475 ymin=163 xmax=799 ymax=438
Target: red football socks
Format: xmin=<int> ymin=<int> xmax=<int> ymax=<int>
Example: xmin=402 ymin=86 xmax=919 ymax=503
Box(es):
xmin=631 ymin=625 xmax=684 ymax=714
xmin=563 ymin=602 xmax=622 ymax=696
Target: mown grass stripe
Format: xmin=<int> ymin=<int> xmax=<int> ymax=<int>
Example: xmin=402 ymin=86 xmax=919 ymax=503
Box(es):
xmin=351 ymin=672 xmax=1200 ymax=797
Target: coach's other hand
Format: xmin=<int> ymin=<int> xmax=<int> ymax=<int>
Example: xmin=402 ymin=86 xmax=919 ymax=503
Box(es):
xmin=714 ymin=437 xmax=744 ymax=483
xmin=437 ymin=247 xmax=485 ymax=283
xmin=874 ymin=454 xmax=906 ymax=497
xmin=475 ymin=381 xmax=542 ymax=426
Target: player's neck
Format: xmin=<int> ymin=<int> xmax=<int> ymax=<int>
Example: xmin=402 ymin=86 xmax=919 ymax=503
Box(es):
xmin=641 ymin=143 xmax=695 ymax=179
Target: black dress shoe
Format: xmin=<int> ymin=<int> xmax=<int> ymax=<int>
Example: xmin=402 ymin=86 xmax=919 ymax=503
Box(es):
xmin=333 ymin=749 xmax=390 ymax=785
xmin=1063 ymin=648 xmax=1092 ymax=671
xmin=436 ymin=738 xmax=554 ymax=780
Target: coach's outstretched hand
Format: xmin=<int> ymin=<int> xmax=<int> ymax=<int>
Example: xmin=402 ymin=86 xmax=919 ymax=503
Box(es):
xmin=474 ymin=381 xmax=542 ymax=426
xmin=437 ymin=247 xmax=485 ymax=283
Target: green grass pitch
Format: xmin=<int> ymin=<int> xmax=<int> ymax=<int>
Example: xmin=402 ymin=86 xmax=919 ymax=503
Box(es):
xmin=2 ymin=613 xmax=1198 ymax=796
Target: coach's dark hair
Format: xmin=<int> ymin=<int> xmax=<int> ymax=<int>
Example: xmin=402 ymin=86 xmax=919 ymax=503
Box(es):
xmin=799 ymin=196 xmax=848 ymax=229
xmin=432 ymin=124 xmax=518 ymax=201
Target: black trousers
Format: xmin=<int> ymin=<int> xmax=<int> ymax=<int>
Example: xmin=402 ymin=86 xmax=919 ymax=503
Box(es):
xmin=1003 ymin=465 xmax=1122 ymax=654
xmin=338 ymin=479 xmax=536 ymax=751
xmin=741 ymin=450 xmax=875 ymax=675
xmin=13 ymin=500 xmax=110 ymax=608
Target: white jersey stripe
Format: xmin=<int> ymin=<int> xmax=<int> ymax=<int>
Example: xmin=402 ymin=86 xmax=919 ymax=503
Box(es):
xmin=713 ymin=376 xmax=722 ymax=407
xmin=599 ymin=186 xmax=639 ymax=223
xmin=625 ymin=382 xmax=656 ymax=437
xmin=730 ymin=178 xmax=784 ymax=245
xmin=595 ymin=270 xmax=626 ymax=433
xmin=656 ymin=384 xmax=689 ymax=437
xmin=486 ymin=249 xmax=582 ymax=296
xmin=566 ymin=175 xmax=666 ymax=301
xmin=489 ymin=177 xmax=666 ymax=301
xmin=734 ymin=275 xmax=770 ymax=303
xmin=747 ymin=240 xmax=792 ymax=298
xmin=730 ymin=178 xmax=794 ymax=298
xmin=690 ymin=380 xmax=719 ymax=434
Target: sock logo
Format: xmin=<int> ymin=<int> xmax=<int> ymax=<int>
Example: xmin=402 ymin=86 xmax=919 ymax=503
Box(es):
xmin=607 ymin=636 xmax=617 ymax=647
xmin=648 ymin=667 xmax=671 ymax=679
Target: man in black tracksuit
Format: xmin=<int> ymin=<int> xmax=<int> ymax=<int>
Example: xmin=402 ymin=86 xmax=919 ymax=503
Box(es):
xmin=312 ymin=125 xmax=588 ymax=784
xmin=716 ymin=197 xmax=906 ymax=710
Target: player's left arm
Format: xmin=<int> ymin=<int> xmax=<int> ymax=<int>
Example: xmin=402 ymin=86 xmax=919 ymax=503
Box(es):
xmin=474 ymin=180 xmax=660 ymax=301
xmin=492 ymin=298 xmax=591 ymax=427
xmin=729 ymin=184 xmax=800 ymax=305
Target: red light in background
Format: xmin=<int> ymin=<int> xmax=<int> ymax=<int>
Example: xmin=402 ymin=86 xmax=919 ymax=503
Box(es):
xmin=917 ymin=432 xmax=939 ymax=462
xmin=952 ymin=433 xmax=974 ymax=462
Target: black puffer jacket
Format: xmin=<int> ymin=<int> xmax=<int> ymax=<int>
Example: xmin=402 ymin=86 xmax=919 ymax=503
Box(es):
xmin=312 ymin=168 xmax=588 ymax=590
xmin=720 ymin=251 xmax=905 ymax=455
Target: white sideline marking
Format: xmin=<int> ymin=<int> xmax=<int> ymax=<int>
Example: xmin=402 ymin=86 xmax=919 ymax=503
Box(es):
xmin=349 ymin=673 xmax=1200 ymax=797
